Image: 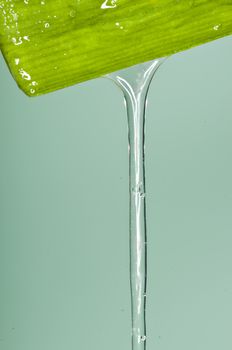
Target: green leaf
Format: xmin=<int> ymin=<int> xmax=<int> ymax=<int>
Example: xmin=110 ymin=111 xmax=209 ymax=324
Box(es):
xmin=0 ymin=0 xmax=232 ymax=96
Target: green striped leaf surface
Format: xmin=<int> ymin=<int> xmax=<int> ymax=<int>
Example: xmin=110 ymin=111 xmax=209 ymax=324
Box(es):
xmin=0 ymin=0 xmax=232 ymax=96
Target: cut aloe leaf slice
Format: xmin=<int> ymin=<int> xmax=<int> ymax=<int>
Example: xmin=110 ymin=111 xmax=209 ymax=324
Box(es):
xmin=0 ymin=0 xmax=232 ymax=96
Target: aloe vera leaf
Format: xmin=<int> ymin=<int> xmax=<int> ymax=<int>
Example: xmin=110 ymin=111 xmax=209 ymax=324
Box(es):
xmin=0 ymin=0 xmax=232 ymax=96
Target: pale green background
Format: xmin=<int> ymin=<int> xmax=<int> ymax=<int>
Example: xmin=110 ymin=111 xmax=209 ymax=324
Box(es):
xmin=0 ymin=36 xmax=232 ymax=350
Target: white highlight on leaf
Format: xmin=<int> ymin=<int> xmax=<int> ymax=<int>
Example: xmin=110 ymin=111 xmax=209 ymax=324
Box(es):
xmin=15 ymin=58 xmax=20 ymax=65
xmin=19 ymin=68 xmax=31 ymax=81
xmin=213 ymin=24 xmax=221 ymax=31
xmin=101 ymin=0 xmax=117 ymax=9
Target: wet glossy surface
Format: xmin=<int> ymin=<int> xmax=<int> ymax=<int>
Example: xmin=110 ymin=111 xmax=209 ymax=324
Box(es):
xmin=0 ymin=0 xmax=232 ymax=95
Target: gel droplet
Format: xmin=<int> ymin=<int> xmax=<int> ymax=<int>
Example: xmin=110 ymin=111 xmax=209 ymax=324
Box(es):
xmin=15 ymin=58 xmax=20 ymax=65
xmin=101 ymin=0 xmax=117 ymax=9
xmin=19 ymin=68 xmax=31 ymax=81
xmin=69 ymin=9 xmax=76 ymax=18
xmin=115 ymin=22 xmax=124 ymax=30
xmin=12 ymin=37 xmax=23 ymax=46
xmin=213 ymin=24 xmax=221 ymax=31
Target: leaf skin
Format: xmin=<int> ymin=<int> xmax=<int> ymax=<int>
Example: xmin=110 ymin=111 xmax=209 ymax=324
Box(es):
xmin=0 ymin=0 xmax=232 ymax=96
